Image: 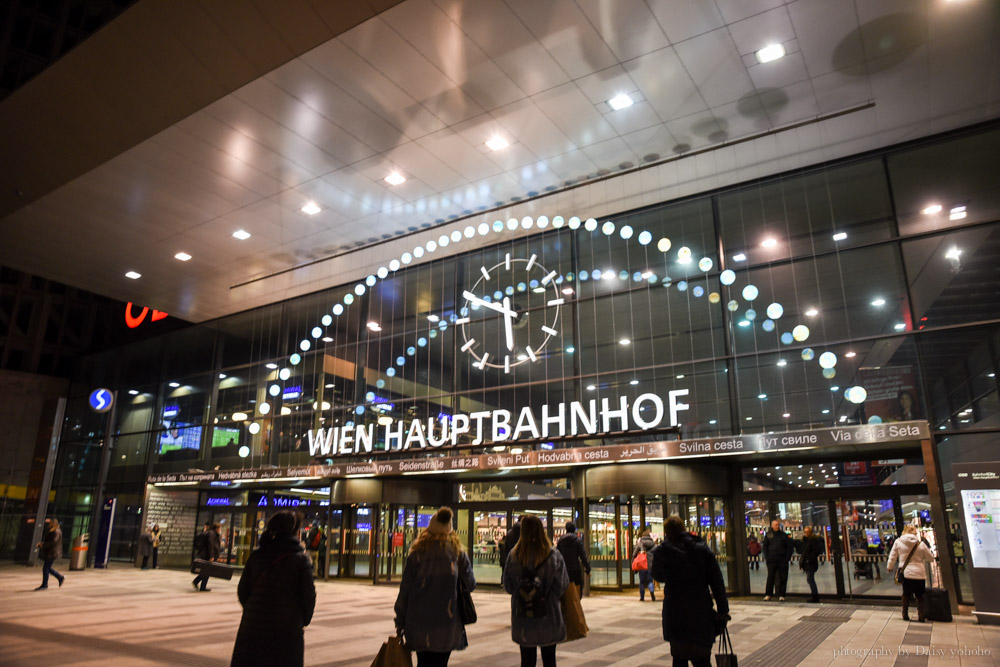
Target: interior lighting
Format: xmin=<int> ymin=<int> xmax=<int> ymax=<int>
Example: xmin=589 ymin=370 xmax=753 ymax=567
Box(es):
xmin=485 ymin=136 xmax=509 ymax=151
xmin=949 ymin=205 xmax=967 ymax=220
xmin=384 ymin=171 xmax=406 ymax=186
xmin=238 ymin=445 xmax=250 ymax=458
xmin=367 ymin=322 xmax=381 ymax=331
xmin=219 ymin=373 xmax=227 ymax=379
xmin=562 ymin=287 xmax=574 ymax=295
xmin=125 ymin=271 xmax=141 ymax=279
xmin=233 ymin=229 xmax=251 ymax=240
xmin=845 ymin=351 xmax=856 ymax=358
xmin=822 ymin=409 xmax=830 ymax=414
xmin=301 ymin=201 xmax=321 ymax=215
xmin=832 ymin=232 xmax=847 ymax=241
xmin=427 ymin=314 xmax=440 ymax=323
xmin=586 ymin=384 xmax=596 ymax=391
xmin=322 ymin=337 xmax=333 ymax=342
xmin=677 ymin=374 xmax=685 ymax=379
xmin=894 ymin=323 xmax=906 ymax=331
xmin=945 ymin=246 xmax=962 ymax=260
xmin=732 ymin=253 xmax=747 ymax=262
xmin=630 ymin=380 xmax=639 ymax=385
xmin=738 ymin=320 xmax=750 ymax=327
xmin=782 ymin=413 xmax=790 ymax=418
xmin=758 ymin=393 xmax=767 ymax=399
xmin=607 ymin=93 xmax=634 ymax=111
xmin=174 ymin=252 xmax=192 ymax=261
xmin=755 ymin=43 xmax=786 ymax=64
xmin=619 ymin=338 xmax=631 ymax=346
xmin=231 ymin=412 xmax=248 ymax=422
xmin=776 ymin=360 xmax=787 ymax=367
xmin=128 ymin=390 xmax=139 ymax=395
xmin=922 ymin=204 xmax=942 ymax=215
xmin=760 ymin=237 xmax=778 ymax=248
xmin=169 ymin=382 xmax=180 ymax=388
xmin=805 ymin=308 xmax=818 ymax=317
xmin=265 ymin=363 xmax=278 ymax=370
xmin=709 ymin=419 xmax=717 ymax=425
xmin=830 ymin=386 xmax=840 ymax=391
xmin=871 ymin=298 xmax=886 ymax=307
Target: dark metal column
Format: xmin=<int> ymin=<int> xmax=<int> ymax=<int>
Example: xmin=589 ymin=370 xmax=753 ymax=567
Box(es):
xmin=920 ymin=436 xmax=960 ymax=613
xmin=87 ymin=392 xmax=119 ymax=566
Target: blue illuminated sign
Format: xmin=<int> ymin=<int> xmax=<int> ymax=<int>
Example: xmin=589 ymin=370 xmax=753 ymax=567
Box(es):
xmin=89 ymin=388 xmax=114 ymax=413
xmin=282 ymin=385 xmax=302 ymax=399
xmin=206 ymin=497 xmax=230 ymax=506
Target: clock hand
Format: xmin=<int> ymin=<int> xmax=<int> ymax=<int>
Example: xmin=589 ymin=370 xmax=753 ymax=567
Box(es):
xmin=462 ymin=291 xmax=517 ymax=318
xmin=502 ymin=296 xmax=515 ymax=352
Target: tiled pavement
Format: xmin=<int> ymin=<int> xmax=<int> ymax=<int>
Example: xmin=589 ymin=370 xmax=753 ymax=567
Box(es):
xmin=1 ymin=563 xmax=998 ymax=666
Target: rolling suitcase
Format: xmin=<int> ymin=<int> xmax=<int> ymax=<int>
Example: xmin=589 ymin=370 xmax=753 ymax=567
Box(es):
xmin=191 ymin=558 xmax=235 ymax=580
xmin=922 ymin=561 xmax=952 ymax=623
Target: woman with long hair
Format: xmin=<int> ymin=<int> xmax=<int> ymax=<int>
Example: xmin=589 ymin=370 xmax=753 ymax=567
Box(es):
xmin=502 ymin=514 xmax=569 ymax=667
xmin=887 ymin=524 xmax=934 ymax=621
xmin=394 ymin=507 xmax=476 ymax=667
xmin=231 ymin=511 xmax=316 ymax=667
xmin=650 ymin=516 xmax=729 ymax=667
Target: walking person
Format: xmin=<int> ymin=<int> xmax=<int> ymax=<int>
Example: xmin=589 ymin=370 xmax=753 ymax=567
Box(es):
xmin=555 ymin=522 xmax=590 ymax=599
xmin=632 ymin=527 xmax=656 ymax=601
xmin=151 ymin=524 xmax=162 ymax=569
xmin=231 ymin=511 xmax=316 ymax=667
xmin=747 ymin=535 xmax=762 ymax=570
xmin=887 ymin=524 xmax=935 ymax=622
xmin=762 ymin=520 xmax=792 ymax=601
xmin=394 ymin=507 xmax=476 ymax=667
xmin=650 ymin=516 xmax=730 ymax=667
xmin=192 ymin=521 xmax=220 ymax=592
xmin=138 ymin=525 xmax=154 ymax=569
xmin=35 ymin=518 xmax=65 ymax=590
xmin=502 ymin=515 xmax=569 ymax=667
xmin=799 ymin=526 xmax=822 ymax=602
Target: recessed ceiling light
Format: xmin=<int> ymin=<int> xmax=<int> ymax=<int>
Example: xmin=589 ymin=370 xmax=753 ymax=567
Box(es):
xmin=832 ymin=232 xmax=847 ymax=241
xmin=385 ymin=171 xmax=406 ymax=186
xmin=233 ymin=229 xmax=251 ymax=240
xmin=761 ymin=237 xmax=778 ymax=248
xmin=485 ymin=136 xmax=509 ymax=151
xmin=922 ymin=204 xmax=942 ymax=215
xmin=586 ymin=384 xmax=596 ymax=391
xmin=782 ymin=413 xmax=790 ymax=418
xmin=562 ymin=287 xmax=574 ymax=295
xmin=732 ymin=253 xmax=747 ymax=262
xmin=871 ymin=298 xmax=886 ymax=307
xmin=945 ymin=246 xmax=962 ymax=260
xmin=128 ymin=390 xmax=139 ymax=395
xmin=894 ymin=322 xmax=906 ymax=331
xmin=174 ymin=252 xmax=192 ymax=261
xmin=676 ymin=374 xmax=685 ymax=379
xmin=125 ymin=271 xmax=141 ymax=280
xmin=367 ymin=322 xmax=381 ymax=331
xmin=949 ymin=205 xmax=967 ymax=220
xmin=776 ymin=360 xmax=787 ymax=367
xmin=755 ymin=43 xmax=786 ymax=64
xmin=322 ymin=337 xmax=333 ymax=342
xmin=758 ymin=393 xmax=767 ymax=399
xmin=301 ymin=201 xmax=322 ymax=215
xmin=219 ymin=373 xmax=226 ymax=379
xmin=608 ymin=93 xmax=635 ymax=111
xmin=169 ymin=382 xmax=180 ymax=388
xmin=845 ymin=351 xmax=856 ymax=358
xmin=738 ymin=320 xmax=750 ymax=327
xmin=427 ymin=314 xmax=440 ymax=323
xmin=831 ymin=386 xmax=840 ymax=391
xmin=619 ymin=338 xmax=631 ymax=346
xmin=805 ymin=308 xmax=819 ymax=317
xmin=709 ymin=419 xmax=718 ymax=425
xmin=265 ymin=363 xmax=278 ymax=369
xmin=630 ymin=379 xmax=639 ymax=385
xmin=822 ymin=409 xmax=830 ymax=414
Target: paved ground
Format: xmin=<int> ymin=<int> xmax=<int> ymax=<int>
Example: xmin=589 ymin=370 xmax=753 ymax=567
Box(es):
xmin=1 ymin=563 xmax=997 ymax=666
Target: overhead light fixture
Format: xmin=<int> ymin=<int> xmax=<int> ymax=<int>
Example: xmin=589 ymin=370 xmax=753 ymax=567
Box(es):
xmin=894 ymin=322 xmax=906 ymax=331
xmin=760 ymin=237 xmax=778 ymax=248
xmin=367 ymin=322 xmax=381 ymax=332
xmin=758 ymin=393 xmax=767 ymax=399
xmin=845 ymin=351 xmax=856 ymax=358
xmin=945 ymin=246 xmax=962 ymax=260
xmin=265 ymin=363 xmax=278 ymax=370
xmin=776 ymin=360 xmax=787 ymax=367
xmin=619 ymin=338 xmax=631 ymax=346
xmin=782 ymin=413 xmax=790 ymax=418
xmin=630 ymin=379 xmax=639 ymax=385
xmin=871 ymin=298 xmax=886 ymax=307
xmin=755 ymin=43 xmax=786 ymax=64
xmin=949 ymin=205 xmax=967 ymax=220
xmin=322 ymin=337 xmax=333 ymax=342
xmin=301 ymin=201 xmax=322 ymax=215
xmin=821 ymin=409 xmax=830 ymax=414
xmin=832 ymin=232 xmax=847 ymax=241
xmin=732 ymin=253 xmax=747 ymax=262
xmin=676 ymin=374 xmax=685 ymax=379
xmin=427 ymin=314 xmax=440 ymax=323
xmin=219 ymin=373 xmax=227 ymax=379
xmin=565 ymin=346 xmax=575 ymax=353
xmin=128 ymin=390 xmax=139 ymax=396
xmin=922 ymin=204 xmax=942 ymax=215
xmin=805 ymin=308 xmax=819 ymax=317
xmin=831 ymin=386 xmax=840 ymax=391
xmin=169 ymin=382 xmax=180 ymax=388
xmin=586 ymin=384 xmax=596 ymax=391
xmin=485 ymin=136 xmax=509 ymax=151
xmin=385 ymin=171 xmax=406 ymax=186
xmin=608 ymin=93 xmax=635 ymax=111
xmin=562 ymin=287 xmax=574 ymax=295
xmin=125 ymin=271 xmax=141 ymax=280
xmin=174 ymin=252 xmax=192 ymax=261
xmin=738 ymin=320 xmax=750 ymax=327
xmin=709 ymin=419 xmax=717 ymax=425
xmin=233 ymin=229 xmax=251 ymax=240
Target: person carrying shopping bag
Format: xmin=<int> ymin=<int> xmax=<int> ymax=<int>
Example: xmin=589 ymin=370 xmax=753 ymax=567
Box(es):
xmin=394 ymin=507 xmax=476 ymax=667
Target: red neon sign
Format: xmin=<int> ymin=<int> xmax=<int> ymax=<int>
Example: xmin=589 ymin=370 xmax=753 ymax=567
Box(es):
xmin=125 ymin=302 xmax=168 ymax=329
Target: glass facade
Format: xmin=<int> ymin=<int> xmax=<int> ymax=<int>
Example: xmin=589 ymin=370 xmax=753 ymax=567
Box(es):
xmin=47 ymin=124 xmax=1000 ymax=600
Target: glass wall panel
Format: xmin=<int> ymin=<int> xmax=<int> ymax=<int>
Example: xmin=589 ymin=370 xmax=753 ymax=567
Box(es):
xmin=919 ymin=325 xmax=1000 ymax=431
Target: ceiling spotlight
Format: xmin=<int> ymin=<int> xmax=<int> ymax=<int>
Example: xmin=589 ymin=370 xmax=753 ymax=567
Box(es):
xmin=949 ymin=205 xmax=967 ymax=220
xmin=755 ymin=43 xmax=786 ymax=64
xmin=805 ymin=308 xmax=819 ymax=317
xmin=265 ymin=363 xmax=278 ymax=370
xmin=894 ymin=322 xmax=906 ymax=331
xmin=174 ymin=252 xmax=192 ymax=261
xmin=922 ymin=204 xmax=942 ymax=215
xmin=845 ymin=351 xmax=856 ymax=358
xmin=871 ymin=298 xmax=886 ymax=307
xmin=586 ymin=384 xmax=596 ymax=391
xmin=385 ymin=172 xmax=406 ymax=186
xmin=776 ymin=360 xmax=787 ymax=367
xmin=619 ymin=338 xmax=631 ymax=346
xmin=485 ymin=136 xmax=509 ymax=151
xmin=945 ymin=246 xmax=962 ymax=260
xmin=732 ymin=253 xmax=747 ymax=262
xmin=168 ymin=382 xmax=180 ymax=388
xmin=427 ymin=314 xmax=440 ymax=323
xmin=761 ymin=237 xmax=778 ymax=248
xmin=709 ymin=419 xmax=718 ymax=425
xmin=322 ymin=337 xmax=333 ymax=342
xmin=562 ymin=287 xmax=574 ymax=295
xmin=125 ymin=271 xmax=141 ymax=280
xmin=301 ymin=201 xmax=321 ymax=215
xmin=233 ymin=229 xmax=251 ymax=240
xmin=832 ymin=232 xmax=847 ymax=241
xmin=782 ymin=413 xmax=790 ymax=418
xmin=757 ymin=393 xmax=767 ymax=399
xmin=821 ymin=409 xmax=830 ymax=414
xmin=367 ymin=322 xmax=381 ymax=331
xmin=219 ymin=373 xmax=227 ymax=379
xmin=608 ymin=93 xmax=634 ymax=111
xmin=128 ymin=390 xmax=139 ymax=396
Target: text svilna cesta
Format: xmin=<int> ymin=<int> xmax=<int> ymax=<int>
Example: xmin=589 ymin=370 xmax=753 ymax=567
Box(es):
xmin=308 ymin=391 xmax=689 ymax=457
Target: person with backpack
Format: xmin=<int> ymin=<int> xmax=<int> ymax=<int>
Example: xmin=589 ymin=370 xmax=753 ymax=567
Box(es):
xmin=555 ymin=522 xmax=590 ymax=599
xmin=192 ymin=521 xmax=220 ymax=592
xmin=502 ymin=514 xmax=569 ymax=667
xmin=394 ymin=507 xmax=476 ymax=667
xmin=631 ymin=527 xmax=655 ymax=601
xmin=306 ymin=520 xmax=322 ymax=577
xmin=650 ymin=516 xmax=729 ymax=667
xmin=231 ymin=511 xmax=316 ymax=666
xmin=887 ymin=524 xmax=935 ymax=622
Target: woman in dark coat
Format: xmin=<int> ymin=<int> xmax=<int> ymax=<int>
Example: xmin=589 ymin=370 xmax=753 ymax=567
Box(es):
xmin=231 ymin=511 xmax=316 ymax=667
xmin=650 ymin=516 xmax=729 ymax=667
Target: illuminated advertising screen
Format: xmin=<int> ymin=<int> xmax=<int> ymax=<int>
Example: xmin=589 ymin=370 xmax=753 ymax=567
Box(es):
xmin=159 ymin=405 xmax=202 ymax=454
xmin=211 ymin=427 xmax=241 ymax=448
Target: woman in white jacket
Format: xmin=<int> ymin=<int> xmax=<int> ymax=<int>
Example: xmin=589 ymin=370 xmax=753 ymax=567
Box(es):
xmin=887 ymin=525 xmax=935 ymax=622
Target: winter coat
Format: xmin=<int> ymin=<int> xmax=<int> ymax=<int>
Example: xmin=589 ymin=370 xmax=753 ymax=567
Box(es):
xmin=41 ymin=527 xmax=62 ymax=561
xmin=650 ymin=534 xmax=729 ymax=648
xmin=394 ymin=540 xmax=476 ymax=653
xmin=747 ymin=539 xmax=762 ymax=556
xmin=151 ymin=529 xmax=161 ymax=548
xmin=632 ymin=535 xmax=655 ymax=564
xmin=138 ymin=531 xmax=153 ymax=557
xmin=555 ymin=533 xmax=590 ymax=577
xmin=888 ymin=534 xmax=934 ymax=581
xmin=502 ymin=548 xmax=569 ymax=647
xmin=231 ymin=534 xmax=316 ymax=667
xmin=799 ymin=535 xmax=822 ymax=572
xmin=500 ymin=523 xmax=521 ymax=569
xmin=195 ymin=530 xmax=220 ymax=560
xmin=762 ymin=529 xmax=792 ymax=564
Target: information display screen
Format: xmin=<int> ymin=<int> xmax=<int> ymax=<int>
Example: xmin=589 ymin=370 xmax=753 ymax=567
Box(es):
xmin=961 ymin=489 xmax=1000 ymax=569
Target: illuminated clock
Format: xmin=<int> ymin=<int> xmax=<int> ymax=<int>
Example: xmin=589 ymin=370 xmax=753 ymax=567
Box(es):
xmin=458 ymin=252 xmax=566 ymax=372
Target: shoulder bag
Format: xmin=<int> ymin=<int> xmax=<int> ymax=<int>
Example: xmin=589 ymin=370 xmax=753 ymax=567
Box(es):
xmin=457 ymin=571 xmax=477 ymax=625
xmin=894 ymin=543 xmax=919 ymax=585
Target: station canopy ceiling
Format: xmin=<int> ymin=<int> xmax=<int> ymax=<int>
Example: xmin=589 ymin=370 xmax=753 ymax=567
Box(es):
xmin=1 ymin=0 xmax=998 ymax=323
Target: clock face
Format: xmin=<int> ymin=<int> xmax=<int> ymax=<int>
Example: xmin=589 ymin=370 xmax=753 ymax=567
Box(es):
xmin=458 ymin=253 xmax=565 ymax=372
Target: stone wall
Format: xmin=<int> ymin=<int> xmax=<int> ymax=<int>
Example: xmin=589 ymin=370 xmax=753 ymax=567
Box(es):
xmin=144 ymin=486 xmax=197 ymax=568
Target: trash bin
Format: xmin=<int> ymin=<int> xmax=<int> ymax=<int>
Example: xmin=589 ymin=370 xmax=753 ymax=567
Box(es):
xmin=70 ymin=533 xmax=88 ymax=570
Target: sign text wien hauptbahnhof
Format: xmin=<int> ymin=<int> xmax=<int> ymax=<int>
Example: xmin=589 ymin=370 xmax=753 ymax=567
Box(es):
xmin=146 ymin=421 xmax=929 ymax=484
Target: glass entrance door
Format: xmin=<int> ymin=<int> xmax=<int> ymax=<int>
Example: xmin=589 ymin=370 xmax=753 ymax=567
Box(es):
xmin=838 ymin=499 xmax=899 ymax=597
xmin=471 ymin=509 xmax=507 ymax=584
xmin=344 ymin=505 xmax=374 ymax=578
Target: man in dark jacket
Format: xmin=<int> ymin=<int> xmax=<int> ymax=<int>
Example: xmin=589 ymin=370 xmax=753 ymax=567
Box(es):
xmin=138 ymin=526 xmax=154 ymax=569
xmin=499 ymin=516 xmax=522 ymax=573
xmin=799 ymin=525 xmax=823 ymax=602
xmin=35 ymin=518 xmax=65 ymax=590
xmin=762 ymin=520 xmax=792 ymax=601
xmin=555 ymin=522 xmax=591 ymax=598
xmin=651 ymin=516 xmax=729 ymax=666
xmin=192 ymin=521 xmax=220 ymax=592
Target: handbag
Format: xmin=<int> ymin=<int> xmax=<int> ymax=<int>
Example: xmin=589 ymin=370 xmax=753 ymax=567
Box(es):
xmin=631 ymin=551 xmax=648 ymax=572
xmin=560 ymin=582 xmax=589 ymax=641
xmin=714 ymin=627 xmax=738 ymax=667
xmin=370 ymin=636 xmax=412 ymax=667
xmin=457 ymin=574 xmax=477 ymax=625
xmin=894 ymin=543 xmax=919 ymax=585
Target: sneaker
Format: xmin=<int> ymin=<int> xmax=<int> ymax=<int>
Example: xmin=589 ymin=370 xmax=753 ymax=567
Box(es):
xmin=763 ymin=595 xmax=771 ymax=601
xmin=779 ymin=597 xmax=786 ymax=602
